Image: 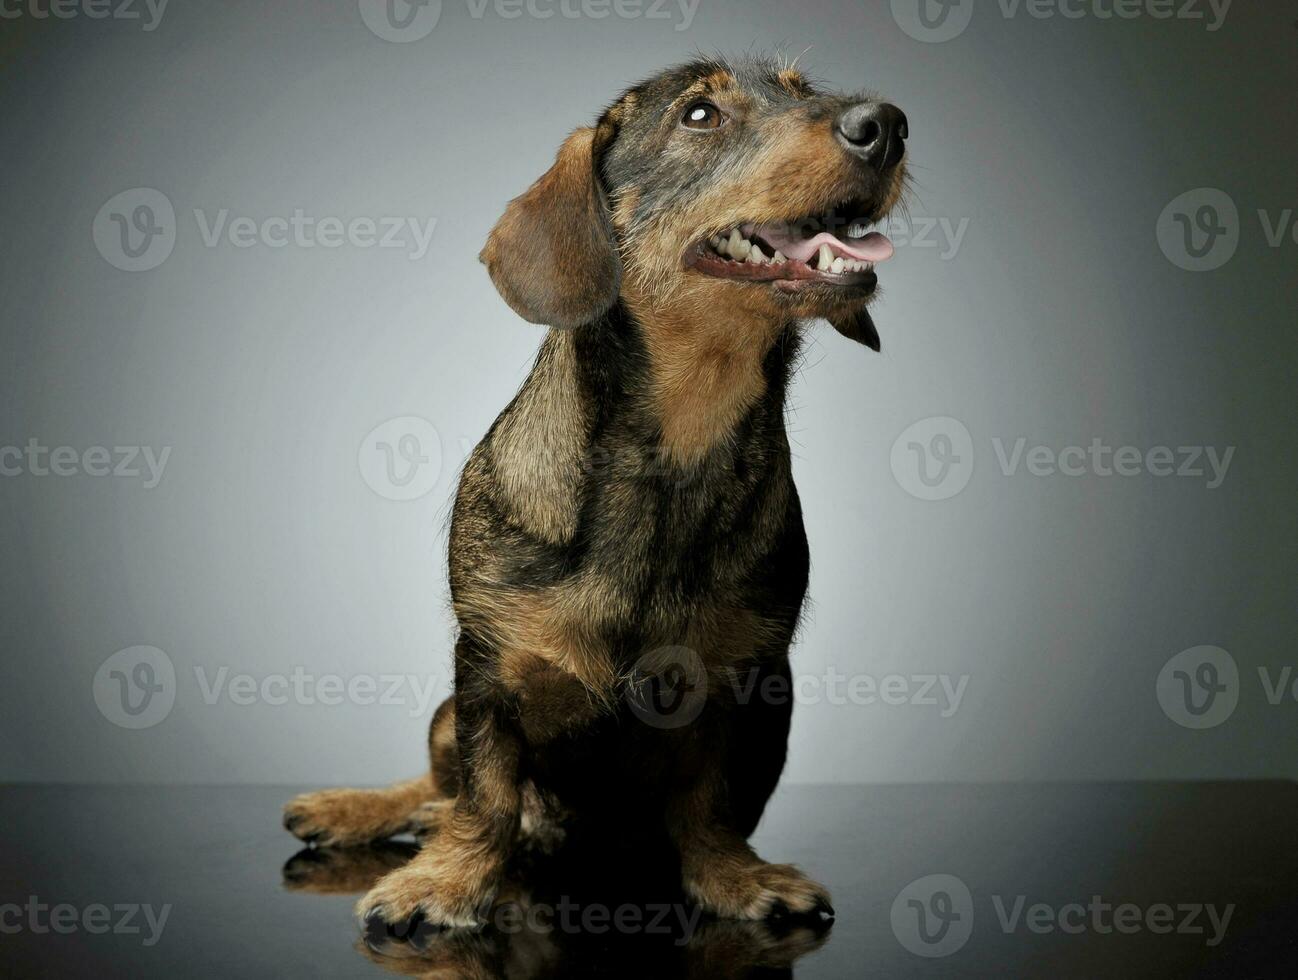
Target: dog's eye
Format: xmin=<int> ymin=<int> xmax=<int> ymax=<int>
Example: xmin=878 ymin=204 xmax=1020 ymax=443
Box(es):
xmin=681 ymin=101 xmax=725 ymax=130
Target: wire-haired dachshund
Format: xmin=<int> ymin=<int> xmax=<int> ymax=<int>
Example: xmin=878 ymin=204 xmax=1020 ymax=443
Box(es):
xmin=284 ymin=53 xmax=909 ymax=936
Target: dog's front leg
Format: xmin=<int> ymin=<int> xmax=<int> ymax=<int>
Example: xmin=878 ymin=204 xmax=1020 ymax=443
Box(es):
xmin=357 ymin=698 xmax=520 ymax=933
xmin=668 ymin=768 xmax=833 ymax=921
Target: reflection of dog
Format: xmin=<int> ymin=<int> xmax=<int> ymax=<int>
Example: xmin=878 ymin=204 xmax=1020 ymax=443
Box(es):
xmin=284 ymin=53 xmax=909 ymax=935
xmin=282 ymin=835 xmax=831 ymax=977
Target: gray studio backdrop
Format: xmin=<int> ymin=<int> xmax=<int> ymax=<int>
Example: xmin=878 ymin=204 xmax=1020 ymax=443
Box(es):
xmin=1 ymin=0 xmax=1294 ymax=787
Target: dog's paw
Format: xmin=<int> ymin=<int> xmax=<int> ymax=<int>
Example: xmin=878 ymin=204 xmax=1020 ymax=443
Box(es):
xmin=406 ymin=800 xmax=453 ymax=839
xmin=687 ymin=862 xmax=834 ymax=922
xmin=357 ymin=862 xmax=495 ymax=939
xmin=283 ymin=789 xmax=408 ymax=847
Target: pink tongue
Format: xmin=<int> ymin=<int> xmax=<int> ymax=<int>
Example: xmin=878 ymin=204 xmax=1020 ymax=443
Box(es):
xmin=746 ymin=224 xmax=894 ymax=264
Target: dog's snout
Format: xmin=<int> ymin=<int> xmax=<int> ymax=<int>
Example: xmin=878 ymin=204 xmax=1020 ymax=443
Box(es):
xmin=835 ymin=102 xmax=908 ymax=170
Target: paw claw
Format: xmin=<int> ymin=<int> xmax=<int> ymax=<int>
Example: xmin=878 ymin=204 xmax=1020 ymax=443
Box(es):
xmin=282 ymin=801 xmax=327 ymax=845
xmin=363 ymin=907 xmax=433 ymax=941
xmin=362 ymin=907 xmax=389 ymax=941
xmin=688 ymin=862 xmax=833 ymax=922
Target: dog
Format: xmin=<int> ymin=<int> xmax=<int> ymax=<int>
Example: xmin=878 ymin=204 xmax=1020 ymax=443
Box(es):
xmin=284 ymin=53 xmax=909 ymax=937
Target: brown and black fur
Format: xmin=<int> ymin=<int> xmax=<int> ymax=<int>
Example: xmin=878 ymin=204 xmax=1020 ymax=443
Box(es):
xmin=284 ymin=54 xmax=909 ymax=935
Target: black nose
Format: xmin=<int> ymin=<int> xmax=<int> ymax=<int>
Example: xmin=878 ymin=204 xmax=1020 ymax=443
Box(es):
xmin=835 ymin=102 xmax=908 ymax=170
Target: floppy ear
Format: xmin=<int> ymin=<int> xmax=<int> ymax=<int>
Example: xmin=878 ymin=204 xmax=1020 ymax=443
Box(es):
xmin=479 ymin=124 xmax=620 ymax=329
xmin=828 ymin=308 xmax=881 ymax=351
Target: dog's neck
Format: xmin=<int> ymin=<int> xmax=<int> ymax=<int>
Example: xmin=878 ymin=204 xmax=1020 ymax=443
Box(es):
xmin=615 ymin=295 xmax=798 ymax=467
xmin=485 ymin=306 xmax=798 ymax=552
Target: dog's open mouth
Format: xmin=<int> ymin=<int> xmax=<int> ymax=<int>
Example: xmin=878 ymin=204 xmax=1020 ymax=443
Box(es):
xmin=686 ymin=203 xmax=895 ymax=290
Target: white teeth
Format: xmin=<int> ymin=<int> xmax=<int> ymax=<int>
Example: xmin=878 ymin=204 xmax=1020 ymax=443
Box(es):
xmin=817 ymin=243 xmax=833 ymax=270
xmin=847 ymin=221 xmax=870 ymax=239
xmin=710 ymin=228 xmax=768 ymax=262
xmin=831 ymin=256 xmax=845 ymax=274
xmin=772 ymin=249 xmax=786 ymax=264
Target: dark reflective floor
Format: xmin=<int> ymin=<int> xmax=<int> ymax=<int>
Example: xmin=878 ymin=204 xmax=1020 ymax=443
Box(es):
xmin=2 ymin=782 xmax=1296 ymax=977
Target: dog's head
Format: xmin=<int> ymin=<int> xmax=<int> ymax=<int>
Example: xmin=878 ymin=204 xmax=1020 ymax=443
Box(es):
xmin=480 ymin=56 xmax=909 ymax=350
